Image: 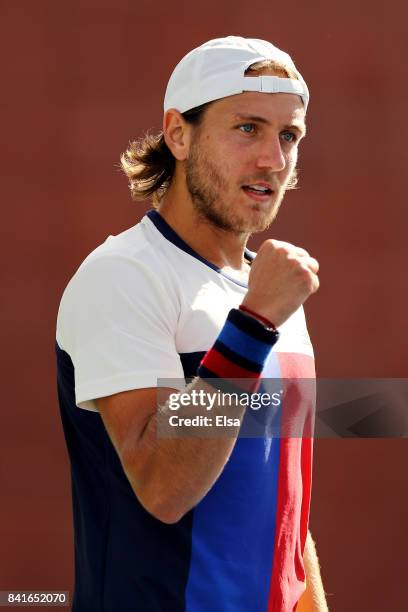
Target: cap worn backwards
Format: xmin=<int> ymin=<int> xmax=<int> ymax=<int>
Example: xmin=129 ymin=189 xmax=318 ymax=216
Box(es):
xmin=164 ymin=36 xmax=309 ymax=114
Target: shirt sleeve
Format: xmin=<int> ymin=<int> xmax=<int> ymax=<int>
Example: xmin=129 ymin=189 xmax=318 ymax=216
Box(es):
xmin=56 ymin=253 xmax=185 ymax=411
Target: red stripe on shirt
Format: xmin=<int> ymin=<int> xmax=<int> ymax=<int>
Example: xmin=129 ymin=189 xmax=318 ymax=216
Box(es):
xmin=267 ymin=353 xmax=315 ymax=611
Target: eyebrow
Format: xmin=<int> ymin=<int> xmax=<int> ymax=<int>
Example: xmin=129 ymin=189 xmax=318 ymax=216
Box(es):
xmin=232 ymin=113 xmax=307 ymax=137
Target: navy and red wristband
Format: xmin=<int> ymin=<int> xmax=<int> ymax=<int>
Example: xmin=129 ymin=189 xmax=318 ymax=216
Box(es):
xmin=197 ymin=308 xmax=279 ymax=393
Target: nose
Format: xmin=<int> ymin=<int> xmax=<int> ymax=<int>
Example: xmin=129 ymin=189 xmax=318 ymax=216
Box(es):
xmin=255 ymin=135 xmax=286 ymax=172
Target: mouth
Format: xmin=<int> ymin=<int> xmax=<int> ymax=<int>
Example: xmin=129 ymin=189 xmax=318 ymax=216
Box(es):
xmin=242 ymin=183 xmax=274 ymax=202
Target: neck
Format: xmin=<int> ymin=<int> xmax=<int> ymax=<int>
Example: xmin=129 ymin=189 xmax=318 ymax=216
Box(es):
xmin=157 ymin=183 xmax=249 ymax=271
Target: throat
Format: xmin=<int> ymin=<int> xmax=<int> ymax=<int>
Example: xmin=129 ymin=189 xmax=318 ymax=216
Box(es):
xmin=221 ymin=261 xmax=251 ymax=284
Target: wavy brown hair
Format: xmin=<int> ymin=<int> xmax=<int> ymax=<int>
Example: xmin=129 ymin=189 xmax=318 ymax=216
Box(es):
xmin=120 ymin=60 xmax=300 ymax=205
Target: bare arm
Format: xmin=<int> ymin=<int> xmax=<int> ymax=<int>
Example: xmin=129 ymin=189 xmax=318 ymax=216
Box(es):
xmin=97 ymin=377 xmax=247 ymax=524
xmin=297 ymin=531 xmax=329 ymax=612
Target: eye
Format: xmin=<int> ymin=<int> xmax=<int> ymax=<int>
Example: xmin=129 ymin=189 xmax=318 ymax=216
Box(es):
xmin=239 ymin=123 xmax=256 ymax=134
xmin=280 ymin=130 xmax=297 ymax=143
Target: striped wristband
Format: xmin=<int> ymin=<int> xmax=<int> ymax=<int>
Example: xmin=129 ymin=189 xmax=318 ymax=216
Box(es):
xmin=197 ymin=308 xmax=280 ymax=393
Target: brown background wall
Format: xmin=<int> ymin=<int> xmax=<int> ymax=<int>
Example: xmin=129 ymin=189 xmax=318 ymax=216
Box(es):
xmin=1 ymin=1 xmax=407 ymax=610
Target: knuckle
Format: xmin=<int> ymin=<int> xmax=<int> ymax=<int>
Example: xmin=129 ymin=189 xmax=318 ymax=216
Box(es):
xmin=296 ymin=266 xmax=314 ymax=287
xmin=309 ymin=256 xmax=319 ymax=271
xmin=258 ymin=239 xmax=276 ymax=256
xmin=269 ymin=238 xmax=283 ymax=248
xmin=293 ymin=259 xmax=307 ymax=272
xmin=278 ymin=244 xmax=293 ymax=258
xmin=302 ymin=269 xmax=313 ymax=285
xmin=271 ymin=239 xmax=294 ymax=254
xmin=298 ymin=247 xmax=310 ymax=258
xmin=287 ymin=256 xmax=299 ymax=270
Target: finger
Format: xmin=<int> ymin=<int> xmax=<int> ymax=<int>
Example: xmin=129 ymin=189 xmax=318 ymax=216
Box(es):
xmin=305 ymin=256 xmax=319 ymax=274
xmin=294 ymin=248 xmax=310 ymax=259
xmin=310 ymin=271 xmax=320 ymax=293
xmin=272 ymin=240 xmax=310 ymax=259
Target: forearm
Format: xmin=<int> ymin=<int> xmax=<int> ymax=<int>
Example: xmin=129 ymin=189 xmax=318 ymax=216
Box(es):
xmin=297 ymin=531 xmax=328 ymax=611
xmin=125 ymin=308 xmax=278 ymax=523
xmin=131 ymin=377 xmax=246 ymax=523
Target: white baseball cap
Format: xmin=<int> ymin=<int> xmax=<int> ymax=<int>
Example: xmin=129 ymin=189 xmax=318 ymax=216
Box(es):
xmin=164 ymin=36 xmax=309 ymax=114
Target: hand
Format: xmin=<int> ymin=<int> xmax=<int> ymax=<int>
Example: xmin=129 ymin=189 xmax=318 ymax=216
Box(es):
xmin=297 ymin=585 xmax=316 ymax=612
xmin=242 ymin=239 xmax=319 ymax=327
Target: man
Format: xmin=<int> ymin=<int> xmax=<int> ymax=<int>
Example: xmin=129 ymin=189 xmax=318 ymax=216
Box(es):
xmin=56 ymin=36 xmax=328 ymax=611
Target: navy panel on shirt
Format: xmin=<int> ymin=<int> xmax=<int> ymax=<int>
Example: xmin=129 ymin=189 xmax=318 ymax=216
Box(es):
xmin=56 ymin=343 xmax=195 ymax=612
xmin=179 ymin=352 xmax=206 ymax=379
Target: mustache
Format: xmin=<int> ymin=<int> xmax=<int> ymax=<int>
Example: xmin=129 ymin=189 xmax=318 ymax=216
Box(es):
xmin=241 ymin=175 xmax=282 ymax=190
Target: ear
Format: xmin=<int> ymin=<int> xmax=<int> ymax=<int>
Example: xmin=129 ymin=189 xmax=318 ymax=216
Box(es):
xmin=163 ymin=109 xmax=191 ymax=161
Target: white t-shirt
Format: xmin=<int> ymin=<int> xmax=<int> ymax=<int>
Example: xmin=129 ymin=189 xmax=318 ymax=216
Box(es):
xmin=56 ymin=210 xmax=313 ymax=411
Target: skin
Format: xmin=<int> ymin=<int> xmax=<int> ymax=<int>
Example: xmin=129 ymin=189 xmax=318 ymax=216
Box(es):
xmin=97 ymin=75 xmax=325 ymax=608
xmin=297 ymin=532 xmax=329 ymax=611
xmin=159 ymin=81 xmax=307 ymax=276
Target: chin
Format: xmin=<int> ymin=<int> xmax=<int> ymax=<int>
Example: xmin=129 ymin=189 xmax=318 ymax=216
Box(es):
xmin=232 ymin=216 xmax=274 ymax=234
xmin=240 ymin=204 xmax=278 ymax=233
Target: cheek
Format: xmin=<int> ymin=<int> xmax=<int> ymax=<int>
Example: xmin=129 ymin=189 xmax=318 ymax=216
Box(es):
xmin=203 ymin=134 xmax=235 ymax=169
xmin=213 ymin=142 xmax=241 ymax=179
xmin=282 ymin=147 xmax=298 ymax=175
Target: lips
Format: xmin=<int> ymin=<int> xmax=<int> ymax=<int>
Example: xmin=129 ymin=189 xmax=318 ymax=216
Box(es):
xmin=242 ymin=183 xmax=274 ymax=201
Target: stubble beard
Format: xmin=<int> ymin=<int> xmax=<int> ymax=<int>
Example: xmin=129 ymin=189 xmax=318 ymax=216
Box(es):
xmin=185 ymin=137 xmax=290 ymax=235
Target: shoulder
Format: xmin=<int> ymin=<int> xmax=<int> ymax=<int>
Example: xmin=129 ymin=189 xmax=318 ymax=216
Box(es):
xmin=56 ymin=216 xmax=181 ymax=351
xmin=60 ymin=216 xmax=176 ymax=304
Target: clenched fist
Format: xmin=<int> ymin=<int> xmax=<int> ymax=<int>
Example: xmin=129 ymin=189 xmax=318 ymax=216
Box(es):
xmin=242 ymin=239 xmax=319 ymax=327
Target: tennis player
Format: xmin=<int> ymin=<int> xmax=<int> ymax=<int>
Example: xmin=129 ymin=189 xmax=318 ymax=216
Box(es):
xmin=56 ymin=36 xmax=328 ymax=611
